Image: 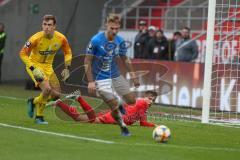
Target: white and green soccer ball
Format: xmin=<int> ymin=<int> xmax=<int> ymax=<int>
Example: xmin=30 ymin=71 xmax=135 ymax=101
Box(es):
xmin=152 ymin=125 xmax=171 ymax=143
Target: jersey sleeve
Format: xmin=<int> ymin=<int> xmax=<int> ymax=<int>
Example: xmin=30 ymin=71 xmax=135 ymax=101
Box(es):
xmin=61 ymin=37 xmax=72 ymax=67
xmin=86 ymin=38 xmax=97 ymax=56
xmin=139 ymin=110 xmax=155 ymax=127
xmin=19 ymin=35 xmax=37 ymax=68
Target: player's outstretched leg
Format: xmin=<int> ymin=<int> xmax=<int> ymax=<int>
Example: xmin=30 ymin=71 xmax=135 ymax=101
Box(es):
xmin=77 ymin=96 xmax=96 ymax=122
xmin=55 ymin=99 xmax=81 ymax=121
xmin=111 ymin=109 xmax=131 ymax=136
xmin=103 ymin=95 xmax=131 ymax=136
xmin=58 ymin=100 xmax=80 ymax=121
xmin=27 ymin=97 xmax=35 ymax=118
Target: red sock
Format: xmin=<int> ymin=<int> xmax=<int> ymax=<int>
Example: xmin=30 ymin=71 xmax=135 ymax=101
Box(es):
xmin=56 ymin=101 xmax=80 ymax=121
xmin=77 ymin=96 xmax=96 ymax=122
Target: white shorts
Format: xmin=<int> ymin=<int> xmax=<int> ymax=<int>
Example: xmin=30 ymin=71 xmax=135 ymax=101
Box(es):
xmin=95 ymin=75 xmax=131 ymax=101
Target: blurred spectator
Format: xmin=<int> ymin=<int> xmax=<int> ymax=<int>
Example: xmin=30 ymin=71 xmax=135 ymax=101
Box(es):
xmin=134 ymin=20 xmax=148 ymax=59
xmin=0 ymin=23 xmax=6 ymax=84
xmin=168 ymin=31 xmax=181 ymax=60
xmin=147 ymin=26 xmax=156 ymax=40
xmin=143 ymin=25 xmax=157 ymax=58
xmin=175 ymin=27 xmax=198 ymax=62
xmin=145 ymin=29 xmax=168 ymax=60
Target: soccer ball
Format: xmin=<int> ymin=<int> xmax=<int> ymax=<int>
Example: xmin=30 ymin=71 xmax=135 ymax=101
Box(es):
xmin=152 ymin=125 xmax=171 ymax=143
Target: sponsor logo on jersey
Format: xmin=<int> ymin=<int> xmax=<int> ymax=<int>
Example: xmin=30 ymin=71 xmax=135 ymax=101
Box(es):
xmin=87 ymin=43 xmax=93 ymax=53
xmin=39 ymin=50 xmax=56 ymax=55
xmin=24 ymin=41 xmax=31 ymax=48
xmin=104 ymin=42 xmax=117 ymax=52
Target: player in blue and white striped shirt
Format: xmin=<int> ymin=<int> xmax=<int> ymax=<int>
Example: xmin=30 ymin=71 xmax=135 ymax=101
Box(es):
xmin=85 ymin=14 xmax=140 ymax=136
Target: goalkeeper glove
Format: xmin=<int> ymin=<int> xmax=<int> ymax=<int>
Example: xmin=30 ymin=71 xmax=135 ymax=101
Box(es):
xmin=61 ymin=67 xmax=70 ymax=82
xmin=29 ymin=66 xmax=45 ymax=82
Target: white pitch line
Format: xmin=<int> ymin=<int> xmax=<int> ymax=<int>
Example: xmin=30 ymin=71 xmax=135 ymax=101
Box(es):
xmin=0 ymin=122 xmax=240 ymax=152
xmin=0 ymin=122 xmax=115 ymax=144
xmin=0 ymin=95 xmax=26 ymax=101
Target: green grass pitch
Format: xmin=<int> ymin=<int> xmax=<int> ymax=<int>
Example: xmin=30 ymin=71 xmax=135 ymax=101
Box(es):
xmin=0 ymin=84 xmax=240 ymax=160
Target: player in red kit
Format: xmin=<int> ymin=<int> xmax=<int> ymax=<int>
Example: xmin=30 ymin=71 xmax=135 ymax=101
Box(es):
xmin=52 ymin=91 xmax=157 ymax=127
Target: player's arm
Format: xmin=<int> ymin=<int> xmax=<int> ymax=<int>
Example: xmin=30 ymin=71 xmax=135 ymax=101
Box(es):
xmin=119 ymin=55 xmax=140 ymax=87
xmin=119 ymin=55 xmax=135 ymax=76
xmin=61 ymin=37 xmax=73 ymax=81
xmin=19 ymin=39 xmax=45 ymax=82
xmin=61 ymin=37 xmax=72 ymax=67
xmin=137 ymin=99 xmax=155 ymax=127
xmin=85 ymin=54 xmax=96 ymax=94
xmin=85 ymin=41 xmax=96 ymax=94
xmin=19 ymin=40 xmax=35 ymax=68
xmin=84 ymin=54 xmax=94 ymax=82
xmin=118 ymin=39 xmax=140 ymax=87
xmin=139 ymin=115 xmax=155 ymax=127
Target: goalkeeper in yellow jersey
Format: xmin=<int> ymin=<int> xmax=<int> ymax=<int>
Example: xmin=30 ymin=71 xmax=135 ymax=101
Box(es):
xmin=19 ymin=15 xmax=72 ymax=124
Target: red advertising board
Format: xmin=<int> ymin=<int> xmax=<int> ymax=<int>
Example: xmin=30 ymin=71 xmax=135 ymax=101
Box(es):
xmin=128 ymin=60 xmax=204 ymax=108
xmin=130 ymin=60 xmax=240 ymax=112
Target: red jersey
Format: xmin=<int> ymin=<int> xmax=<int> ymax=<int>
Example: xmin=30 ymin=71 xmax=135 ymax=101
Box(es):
xmin=98 ymin=98 xmax=155 ymax=127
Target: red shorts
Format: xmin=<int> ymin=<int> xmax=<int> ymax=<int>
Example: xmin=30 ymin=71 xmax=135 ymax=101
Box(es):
xmin=98 ymin=112 xmax=116 ymax=124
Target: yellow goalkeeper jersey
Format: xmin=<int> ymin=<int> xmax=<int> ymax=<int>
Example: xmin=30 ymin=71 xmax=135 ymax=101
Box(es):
xmin=20 ymin=31 xmax=72 ymax=68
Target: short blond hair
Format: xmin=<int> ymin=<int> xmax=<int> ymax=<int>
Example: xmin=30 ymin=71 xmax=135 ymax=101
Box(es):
xmin=107 ymin=13 xmax=121 ymax=24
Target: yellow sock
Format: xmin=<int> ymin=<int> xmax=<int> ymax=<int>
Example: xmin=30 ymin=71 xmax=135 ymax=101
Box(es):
xmin=34 ymin=93 xmax=47 ymax=117
xmin=36 ymin=103 xmax=46 ymax=117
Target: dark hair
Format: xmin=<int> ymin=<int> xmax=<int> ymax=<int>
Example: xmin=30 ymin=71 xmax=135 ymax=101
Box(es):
xmin=43 ymin=14 xmax=57 ymax=25
xmin=107 ymin=13 xmax=121 ymax=24
xmin=145 ymin=90 xmax=158 ymax=97
xmin=183 ymin=26 xmax=191 ymax=32
xmin=174 ymin=31 xmax=181 ymax=36
xmin=157 ymin=29 xmax=164 ymax=34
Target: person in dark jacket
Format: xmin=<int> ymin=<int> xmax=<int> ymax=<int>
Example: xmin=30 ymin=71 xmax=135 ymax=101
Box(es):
xmin=134 ymin=20 xmax=148 ymax=59
xmin=0 ymin=23 xmax=7 ymax=84
xmin=175 ymin=27 xmax=199 ymax=62
xmin=168 ymin=31 xmax=181 ymax=60
xmin=145 ymin=29 xmax=168 ymax=60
